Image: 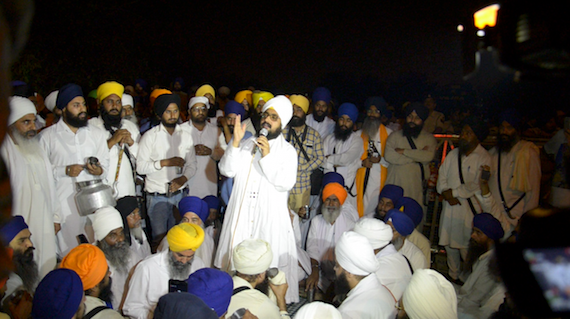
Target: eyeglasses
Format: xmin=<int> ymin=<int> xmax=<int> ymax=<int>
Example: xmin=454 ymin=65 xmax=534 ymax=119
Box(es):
xmin=191 ymin=106 xmax=207 ymax=113
xmin=261 ymin=112 xmax=279 ymax=121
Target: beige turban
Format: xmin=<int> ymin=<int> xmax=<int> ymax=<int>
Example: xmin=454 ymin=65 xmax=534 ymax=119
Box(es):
xmin=335 ymin=231 xmax=379 ymax=276
xmin=233 ymin=239 xmax=273 ymax=275
xmin=294 ymin=301 xmax=342 ymax=319
xmin=122 ymin=93 xmax=134 ymax=107
xmin=403 ymin=269 xmax=457 ymax=319
xmin=44 ymin=90 xmax=58 ymax=112
xmin=90 ymin=206 xmax=124 ymax=242
xmin=189 ymin=96 xmax=210 ymax=110
xmin=354 ymin=218 xmax=393 ymax=250
xmin=8 ymin=96 xmax=37 ymax=126
xmin=262 ymin=95 xmax=293 ymax=129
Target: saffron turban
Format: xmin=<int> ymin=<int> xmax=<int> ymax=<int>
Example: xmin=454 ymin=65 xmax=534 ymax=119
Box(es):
xmin=122 ymin=93 xmax=134 ymax=107
xmin=8 ymin=96 xmax=36 ymax=126
xmin=338 ymin=102 xmax=359 ymax=123
xmin=354 ymin=218 xmax=393 ymax=249
xmin=96 ymin=81 xmax=124 ymax=103
xmin=322 ymin=182 xmax=347 ymax=205
xmin=405 ymin=102 xmax=429 ymax=121
xmin=395 ymin=197 xmax=423 ymax=227
xmin=402 ymin=269 xmax=457 ymax=319
xmin=386 ymin=209 xmax=415 ymax=237
xmin=364 ymin=96 xmax=387 ymax=112
xmin=154 ymin=93 xmax=180 ymax=118
xmin=189 ymin=96 xmax=210 ymax=110
xmin=322 ymin=172 xmax=345 ymax=187
xmin=32 ymin=268 xmax=84 ymax=319
xmin=187 ymin=268 xmax=233 ymax=317
xmin=0 ymin=215 xmax=28 ymax=245
xmin=60 ymin=244 xmax=108 ymax=290
xmin=233 ymin=238 xmax=273 ymax=275
xmin=150 ymin=88 xmax=172 ymax=107
xmin=196 ymin=84 xmax=216 ymax=99
xmin=202 ymin=195 xmax=220 ymax=211
xmin=312 ymin=87 xmax=331 ymax=104
xmin=289 ymin=94 xmax=309 ymax=114
xmin=473 ymin=213 xmax=504 ymax=241
xmin=335 ymin=231 xmax=379 ymax=276
xmin=178 ymin=196 xmax=209 ymax=225
xmin=252 ymin=91 xmax=274 ymax=110
xmin=90 ymin=206 xmax=124 ymax=242
xmin=166 ymin=223 xmax=205 ymax=252
xmin=154 ymin=293 xmax=218 ymax=319
xmin=295 ymin=301 xmax=342 ymax=319
xmin=224 ymin=100 xmax=245 ymax=118
xmin=56 ymin=83 xmax=83 ymax=110
xmin=44 ymin=90 xmax=58 ymax=112
xmin=262 ymin=95 xmax=293 ymax=129
xmin=379 ymin=184 xmax=404 ymax=203
xmin=234 ymin=90 xmax=252 ymax=106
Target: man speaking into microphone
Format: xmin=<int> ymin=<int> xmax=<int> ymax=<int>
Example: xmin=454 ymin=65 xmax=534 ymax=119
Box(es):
xmin=215 ymin=95 xmax=300 ymax=303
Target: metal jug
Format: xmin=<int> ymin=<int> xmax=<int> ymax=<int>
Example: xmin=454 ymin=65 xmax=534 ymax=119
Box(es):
xmin=74 ymin=179 xmax=116 ymax=216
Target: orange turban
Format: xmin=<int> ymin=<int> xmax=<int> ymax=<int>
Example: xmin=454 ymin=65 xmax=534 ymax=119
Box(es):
xmin=150 ymin=89 xmax=172 ymax=107
xmin=60 ymin=244 xmax=108 ymax=290
xmin=167 ymin=223 xmax=205 ymax=253
xmin=322 ymin=182 xmax=347 ymax=205
xmin=234 ymin=90 xmax=253 ymax=107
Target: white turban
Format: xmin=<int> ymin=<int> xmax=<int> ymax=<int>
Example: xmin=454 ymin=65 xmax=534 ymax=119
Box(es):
xmin=189 ymin=96 xmax=210 ymax=109
xmin=121 ymin=93 xmax=134 ymax=107
xmin=8 ymin=96 xmax=37 ymax=126
xmin=335 ymin=231 xmax=379 ymax=276
xmin=294 ymin=302 xmax=342 ymax=319
xmin=44 ymin=90 xmax=59 ymax=112
xmin=233 ymin=239 xmax=273 ymax=275
xmin=90 ymin=206 xmax=124 ymax=242
xmin=402 ymin=269 xmax=457 ymax=319
xmin=262 ymin=95 xmax=293 ymax=129
xmin=353 ymin=218 xmax=393 ymax=250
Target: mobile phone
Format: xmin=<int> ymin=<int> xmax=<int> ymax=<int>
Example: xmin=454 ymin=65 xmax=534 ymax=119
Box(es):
xmin=481 ymin=170 xmax=491 ymax=181
xmin=168 ymin=279 xmax=188 ymax=293
xmin=77 ymin=234 xmax=89 ymax=244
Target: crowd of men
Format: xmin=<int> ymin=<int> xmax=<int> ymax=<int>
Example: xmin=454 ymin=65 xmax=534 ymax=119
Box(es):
xmin=0 ymin=79 xmax=549 ymax=319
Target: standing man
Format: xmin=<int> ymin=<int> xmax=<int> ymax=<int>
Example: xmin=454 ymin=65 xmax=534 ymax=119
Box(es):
xmin=306 ymin=87 xmax=335 ymax=139
xmin=215 ymin=96 xmax=299 ymax=303
xmin=39 ymin=83 xmax=110 ymax=256
xmin=1 ymin=96 xmax=59 ymax=277
xmin=89 ymin=81 xmax=140 ymax=199
xmin=283 ymin=94 xmax=324 ymax=213
xmin=137 ymin=92 xmax=197 ymax=244
xmin=384 ymin=102 xmax=437 ymax=213
xmin=183 ymin=96 xmax=225 ymax=198
xmin=437 ymin=117 xmax=491 ymax=283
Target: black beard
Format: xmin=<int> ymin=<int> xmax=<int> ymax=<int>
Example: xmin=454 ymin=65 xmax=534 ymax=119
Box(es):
xmin=64 ymin=108 xmax=88 ymax=128
xmin=97 ymin=277 xmax=114 ymax=304
xmin=191 ymin=114 xmax=207 ymax=124
xmin=161 ymin=119 xmax=177 ymax=128
xmin=313 ymin=111 xmax=327 ymax=122
xmin=334 ymin=271 xmax=351 ymax=296
xmin=259 ymin=124 xmax=282 ymax=141
xmin=289 ymin=115 xmax=306 ymax=128
xmin=497 ymin=134 xmax=518 ymax=153
xmin=373 ymin=206 xmax=386 ymax=221
xmin=458 ymin=139 xmax=474 ymax=156
xmin=334 ymin=122 xmax=352 ymax=142
xmin=464 ymin=238 xmax=489 ymax=273
xmin=98 ymin=239 xmax=131 ymax=275
xmin=100 ymin=105 xmax=122 ymax=132
xmin=13 ymin=247 xmax=39 ymax=292
xmin=255 ymin=276 xmax=270 ymax=296
xmin=168 ymin=251 xmax=192 ymax=280
xmin=402 ymin=122 xmax=423 ymax=139
xmin=362 ymin=116 xmax=381 ymax=139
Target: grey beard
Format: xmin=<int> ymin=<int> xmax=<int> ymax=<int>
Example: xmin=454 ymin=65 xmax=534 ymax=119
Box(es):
xmin=123 ymin=114 xmax=138 ymax=125
xmin=362 ymin=116 xmax=381 ymax=140
xmin=11 ymin=130 xmax=43 ymax=160
xmin=321 ymin=205 xmax=341 ymax=225
xmin=14 ymin=248 xmax=39 ymax=292
xmin=392 ymin=236 xmax=405 ymax=251
xmin=98 ymin=240 xmax=131 ymax=275
xmin=168 ymin=250 xmax=193 ymax=280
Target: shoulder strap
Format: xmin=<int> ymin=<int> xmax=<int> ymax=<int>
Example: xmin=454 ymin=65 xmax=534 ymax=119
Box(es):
xmin=292 ymin=129 xmax=310 ymax=162
xmin=457 ymin=152 xmax=478 ymax=216
xmin=406 ymin=136 xmax=425 ymax=183
xmin=497 ymin=151 xmax=526 ymax=218
xmin=83 ymin=306 xmax=109 ymax=319
xmin=232 ymin=286 xmax=251 ymax=296
xmin=402 ymin=254 xmax=414 ymax=275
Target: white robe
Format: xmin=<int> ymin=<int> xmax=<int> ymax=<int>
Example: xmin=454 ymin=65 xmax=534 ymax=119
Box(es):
xmin=338 ymin=274 xmax=397 ymax=319
xmin=39 ymin=120 xmax=110 ymax=257
xmin=399 ymin=239 xmax=428 ymax=271
xmin=215 ymin=134 xmax=299 ymax=303
xmin=1 ymin=136 xmax=59 ymax=278
xmin=375 ymin=244 xmax=412 ymax=302
xmin=457 ymin=249 xmax=500 ymax=318
xmin=305 ymin=114 xmax=335 ymax=140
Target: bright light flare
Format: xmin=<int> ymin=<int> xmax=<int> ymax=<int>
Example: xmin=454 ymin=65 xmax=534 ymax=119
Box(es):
xmin=474 ymin=4 xmax=500 ymax=29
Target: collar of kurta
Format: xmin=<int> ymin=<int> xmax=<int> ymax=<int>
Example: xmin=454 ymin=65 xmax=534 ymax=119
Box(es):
xmin=159 ymin=123 xmax=182 ymax=134
xmin=56 ymin=117 xmax=91 ymax=134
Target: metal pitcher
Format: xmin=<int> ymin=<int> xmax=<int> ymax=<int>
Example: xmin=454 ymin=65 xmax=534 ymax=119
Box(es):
xmin=74 ymin=179 xmax=116 ymax=216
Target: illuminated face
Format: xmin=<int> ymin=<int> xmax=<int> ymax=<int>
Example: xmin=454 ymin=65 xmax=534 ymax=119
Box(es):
xmin=181 ymin=212 xmax=203 ymax=227
xmin=260 ymin=108 xmax=282 ymax=135
xmin=406 ymin=111 xmax=423 ymax=127
xmin=172 ymin=249 xmax=195 ymax=265
xmin=12 ymin=113 xmax=37 ymax=138
xmin=314 ymin=100 xmax=328 ymax=117
xmin=101 ymin=94 xmax=122 ymax=115
xmin=9 ymin=228 xmax=33 ymax=255
xmin=161 ymin=103 xmax=180 ymax=126
xmin=367 ymin=105 xmax=381 ymax=119
xmin=103 ymin=227 xmax=125 ymax=247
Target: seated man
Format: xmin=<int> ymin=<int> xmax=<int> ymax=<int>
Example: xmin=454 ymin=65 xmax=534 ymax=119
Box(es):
xmin=306 ymin=182 xmax=356 ymax=296
xmin=354 ymin=217 xmax=412 ymax=301
xmin=60 ymin=244 xmax=124 ymax=318
xmin=385 ymin=209 xmax=428 ymax=271
xmin=226 ymin=239 xmax=290 ymax=319
xmin=335 ymin=231 xmax=396 ymax=319
xmin=31 ymin=268 xmax=86 ymax=319
xmin=115 ymin=196 xmax=151 ymax=261
xmin=370 ymin=184 xmax=404 ymax=220
xmin=399 ymin=269 xmax=458 ymax=319
xmin=187 ymin=268 xmax=233 ymax=318
xmin=394 ymin=197 xmax=432 ymax=266
xmin=123 ymin=223 xmax=206 ymax=318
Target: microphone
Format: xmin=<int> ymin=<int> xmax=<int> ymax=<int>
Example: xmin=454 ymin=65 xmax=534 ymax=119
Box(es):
xmin=259 ymin=128 xmax=268 ymax=137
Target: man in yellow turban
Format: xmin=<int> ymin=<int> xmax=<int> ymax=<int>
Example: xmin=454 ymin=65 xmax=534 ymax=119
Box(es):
xmin=123 ymin=223 xmax=206 ymax=318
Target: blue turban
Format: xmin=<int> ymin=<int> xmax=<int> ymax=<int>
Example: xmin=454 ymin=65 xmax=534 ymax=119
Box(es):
xmin=379 ymin=185 xmax=404 ymax=203
xmin=135 ymin=79 xmax=148 ymax=91
xmin=338 ymin=103 xmax=359 ymax=123
xmin=386 ymin=209 xmax=415 ymax=237
xmin=178 ymin=196 xmax=209 ymax=225
xmin=395 ymin=197 xmax=423 ymax=227
xmin=312 ymin=87 xmax=331 ymax=104
xmin=473 ymin=213 xmax=504 ymax=241
xmin=364 ymin=96 xmax=387 ymax=113
xmin=154 ymin=293 xmax=218 ymax=319
xmin=322 ymin=172 xmax=345 ymax=188
xmin=187 ymin=268 xmax=233 ymax=317
xmin=225 ymin=100 xmax=246 ymax=118
xmin=202 ymin=195 xmax=220 ymax=211
xmin=173 ymin=77 xmax=185 ymax=88
xmin=56 ymin=83 xmax=83 ymax=110
xmin=32 ymin=268 xmax=84 ymax=319
xmin=0 ymin=215 xmax=28 ymax=245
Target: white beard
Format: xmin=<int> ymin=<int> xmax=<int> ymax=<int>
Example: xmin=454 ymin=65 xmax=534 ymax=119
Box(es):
xmin=321 ymin=205 xmax=341 ymax=225
xmin=12 ymin=132 xmax=43 ymax=161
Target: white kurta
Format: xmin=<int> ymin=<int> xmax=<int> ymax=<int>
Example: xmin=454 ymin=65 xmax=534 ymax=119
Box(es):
xmin=399 ymin=239 xmax=428 ymax=271
xmin=305 ymin=114 xmax=335 ymax=140
xmin=215 ymin=134 xmax=299 ymax=303
xmin=39 ymin=120 xmax=110 ymax=256
xmin=338 ymin=274 xmax=397 ymax=319
xmin=122 ymin=249 xmax=206 ymax=319
xmin=457 ymin=249 xmax=500 ymax=317
xmin=226 ymin=276 xmax=281 ymax=319
xmin=88 ymin=117 xmax=140 ymax=198
xmin=437 ymin=146 xmax=491 ymax=248
xmin=375 ymin=244 xmax=412 ymax=302
xmin=1 ymin=136 xmax=59 ymax=278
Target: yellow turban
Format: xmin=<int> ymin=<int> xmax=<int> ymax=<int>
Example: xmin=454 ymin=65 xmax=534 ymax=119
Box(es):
xmin=252 ymin=91 xmax=274 ymax=109
xmin=234 ymin=90 xmax=253 ymax=107
xmin=322 ymin=182 xmax=348 ymax=206
xmin=96 ymin=81 xmax=124 ymax=103
xmin=60 ymin=244 xmax=108 ymax=290
xmin=196 ymin=84 xmax=216 ymax=99
xmin=167 ymin=223 xmax=205 ymax=252
xmin=289 ymin=94 xmax=309 ymax=114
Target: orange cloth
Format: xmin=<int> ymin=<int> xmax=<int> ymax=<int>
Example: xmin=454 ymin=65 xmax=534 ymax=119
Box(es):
xmin=234 ymin=90 xmax=253 ymax=107
xmin=150 ymin=89 xmax=172 ymax=107
xmin=322 ymin=182 xmax=348 ymax=205
xmin=60 ymin=244 xmax=108 ymax=290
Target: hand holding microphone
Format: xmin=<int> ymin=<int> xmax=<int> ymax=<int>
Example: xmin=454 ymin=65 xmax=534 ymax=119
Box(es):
xmin=256 ymin=127 xmax=270 ymax=157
